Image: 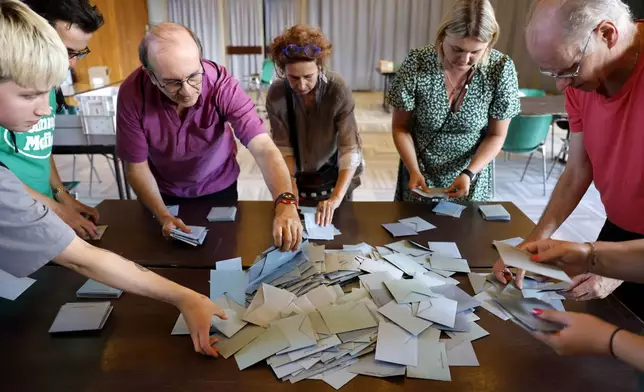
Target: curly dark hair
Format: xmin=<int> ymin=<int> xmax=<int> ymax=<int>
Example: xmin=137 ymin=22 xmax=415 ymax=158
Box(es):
xmin=23 ymin=0 xmax=104 ymax=33
xmin=268 ymin=24 xmax=332 ymax=75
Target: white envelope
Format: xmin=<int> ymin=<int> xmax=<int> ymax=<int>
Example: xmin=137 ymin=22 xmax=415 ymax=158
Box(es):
xmin=428 ymin=242 xmax=462 ymax=259
xmin=398 ymin=216 xmax=436 ymax=232
xmin=377 ymin=301 xmax=433 ymax=336
xmin=359 ymin=258 xmax=404 ymax=279
xmin=416 ymin=296 xmax=458 ymax=328
xmin=306 ymin=285 xmax=338 ymax=309
xmin=272 ymin=314 xmax=318 ymax=354
xmin=430 ymin=256 xmax=471 ymax=273
xmin=348 ymin=353 xmax=406 ymax=377
xmin=243 ymin=284 xmax=296 ymax=327
xmin=210 ymin=294 xmax=248 ymax=338
xmin=446 ymin=339 xmax=479 ymax=366
xmin=494 ymin=241 xmax=572 ymax=282
xmin=383 ymin=253 xmax=428 ymax=276
xmin=212 ymin=324 xmax=266 ymax=359
xmin=468 ymin=273 xmax=491 ymax=295
xmin=235 ymin=325 xmax=290 ymax=370
xmin=446 ymin=321 xmax=489 ymax=342
xmin=407 ymin=340 xmax=451 ymax=381
xmin=374 ymin=321 xmax=418 ymax=366
xmin=318 ymin=302 xmax=378 ymax=334
xmin=384 ymin=278 xmax=439 ymax=303
xmin=0 ymin=269 xmax=36 ymax=301
xmin=385 ymin=240 xmax=430 ymax=257
xmin=474 ymin=289 xmax=513 ymax=321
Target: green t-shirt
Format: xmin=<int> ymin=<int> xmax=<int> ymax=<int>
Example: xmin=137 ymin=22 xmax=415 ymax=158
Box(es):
xmin=0 ymin=90 xmax=56 ymax=198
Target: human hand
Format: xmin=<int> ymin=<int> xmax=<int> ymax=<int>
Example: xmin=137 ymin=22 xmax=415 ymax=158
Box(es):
xmin=55 ymin=202 xmax=100 ymax=240
xmin=177 ymin=291 xmax=228 ymax=357
xmin=159 ymin=215 xmax=191 ymax=239
xmin=446 ymin=173 xmax=471 ymax=198
xmin=560 ymin=273 xmax=623 ymax=301
xmin=408 ymin=170 xmax=430 ymax=193
xmin=531 ymin=309 xmax=617 ymax=356
xmin=525 ymin=239 xmax=592 ymax=277
xmin=273 ymin=203 xmax=302 ymax=251
xmin=316 ymin=196 xmax=341 ymax=226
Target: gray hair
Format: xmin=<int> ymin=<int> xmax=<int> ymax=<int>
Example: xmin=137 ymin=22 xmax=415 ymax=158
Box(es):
xmin=527 ymin=0 xmax=635 ymax=52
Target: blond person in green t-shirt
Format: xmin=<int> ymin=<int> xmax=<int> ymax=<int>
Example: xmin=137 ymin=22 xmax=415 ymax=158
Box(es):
xmin=0 ymin=0 xmax=105 ymax=239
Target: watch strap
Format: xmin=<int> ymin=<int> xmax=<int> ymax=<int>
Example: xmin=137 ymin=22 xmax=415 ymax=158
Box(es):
xmin=461 ymin=169 xmax=477 ymax=181
xmin=274 ymin=192 xmax=298 ymax=208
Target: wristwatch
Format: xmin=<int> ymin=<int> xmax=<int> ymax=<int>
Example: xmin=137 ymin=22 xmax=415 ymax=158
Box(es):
xmin=52 ymin=185 xmax=69 ymax=199
xmin=460 ymin=169 xmax=478 ymax=182
xmin=274 ymin=192 xmax=298 ymax=208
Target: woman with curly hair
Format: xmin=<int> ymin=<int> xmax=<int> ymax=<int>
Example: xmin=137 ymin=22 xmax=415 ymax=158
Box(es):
xmin=266 ymin=24 xmax=363 ymax=227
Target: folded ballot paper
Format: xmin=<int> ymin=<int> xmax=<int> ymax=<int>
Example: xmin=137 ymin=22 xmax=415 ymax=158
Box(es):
xmin=412 ymin=187 xmax=448 ymax=199
xmin=170 ymin=225 xmax=208 ymax=246
xmin=479 ymin=204 xmax=511 ymax=221
xmin=76 ymin=279 xmax=123 ymax=299
xmin=49 ymin=301 xmax=113 ymax=333
xmin=433 ymin=201 xmax=466 ymax=218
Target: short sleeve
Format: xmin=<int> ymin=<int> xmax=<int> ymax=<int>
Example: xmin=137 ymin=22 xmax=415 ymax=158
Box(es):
xmin=489 ymin=56 xmax=521 ymax=120
xmin=0 ymin=168 xmax=75 ymax=278
xmin=565 ymin=88 xmax=583 ymax=132
xmin=265 ymin=81 xmax=292 ymax=151
xmin=116 ymin=72 xmax=149 ymax=164
xmin=213 ymin=65 xmax=268 ymax=147
xmin=386 ymin=50 xmax=420 ymax=111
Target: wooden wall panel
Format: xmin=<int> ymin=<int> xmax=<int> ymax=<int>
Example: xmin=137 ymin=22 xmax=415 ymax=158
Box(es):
xmin=72 ymin=0 xmax=149 ymax=85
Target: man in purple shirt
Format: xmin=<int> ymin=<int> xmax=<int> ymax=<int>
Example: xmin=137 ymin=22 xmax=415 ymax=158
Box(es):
xmin=117 ymin=23 xmax=301 ymax=251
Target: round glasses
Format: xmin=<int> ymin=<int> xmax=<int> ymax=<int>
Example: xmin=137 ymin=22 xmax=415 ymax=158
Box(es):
xmin=67 ymin=47 xmax=90 ymax=60
xmin=152 ymin=71 xmax=204 ymax=94
xmin=282 ymin=44 xmax=321 ymax=58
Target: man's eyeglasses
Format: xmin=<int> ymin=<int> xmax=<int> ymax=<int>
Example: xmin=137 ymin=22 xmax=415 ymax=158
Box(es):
xmin=540 ymin=31 xmax=593 ymax=79
xmin=150 ymin=65 xmax=204 ymax=94
xmin=68 ymin=47 xmax=90 ymax=60
xmin=282 ymin=44 xmax=321 ymax=58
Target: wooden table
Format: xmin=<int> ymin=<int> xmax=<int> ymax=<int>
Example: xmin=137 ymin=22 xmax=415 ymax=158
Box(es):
xmin=1 ymin=266 xmax=640 ymax=392
xmin=93 ymin=200 xmax=535 ymax=269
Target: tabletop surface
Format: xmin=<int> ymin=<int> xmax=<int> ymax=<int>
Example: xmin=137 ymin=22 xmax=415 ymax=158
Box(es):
xmin=93 ymin=200 xmax=536 ymax=269
xmin=0 ymin=266 xmax=640 ymax=392
xmin=520 ymin=95 xmax=567 ymax=116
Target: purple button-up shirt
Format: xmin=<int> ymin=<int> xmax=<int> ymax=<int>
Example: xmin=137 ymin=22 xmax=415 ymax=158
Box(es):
xmin=116 ymin=60 xmax=266 ymax=197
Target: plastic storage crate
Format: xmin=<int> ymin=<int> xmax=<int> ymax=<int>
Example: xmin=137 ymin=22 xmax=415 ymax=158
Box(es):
xmin=76 ymin=86 xmax=119 ymax=135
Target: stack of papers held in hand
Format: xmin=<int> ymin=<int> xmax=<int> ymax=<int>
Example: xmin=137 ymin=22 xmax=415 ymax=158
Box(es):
xmin=304 ymin=213 xmax=335 ymax=240
xmin=433 ymin=201 xmax=466 ymax=218
xmin=76 ymin=279 xmax=123 ymax=299
xmin=479 ymin=205 xmax=511 ymax=221
xmin=412 ymin=188 xmax=448 ymax=199
xmin=170 ymin=225 xmax=208 ymax=246
xmin=207 ymin=206 xmax=237 ymax=222
xmin=494 ymin=241 xmax=572 ymax=283
xmin=49 ymin=301 xmax=113 ymax=333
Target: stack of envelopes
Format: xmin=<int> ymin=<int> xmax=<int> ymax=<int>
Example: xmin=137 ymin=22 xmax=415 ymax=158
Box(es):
xmin=49 ymin=301 xmax=114 ymax=333
xmin=207 ymin=206 xmax=237 ymax=222
xmin=433 ymin=201 xmax=467 ymax=218
xmin=479 ymin=205 xmax=511 ymax=221
xmin=170 ymin=225 xmax=208 ymax=246
xmin=76 ymin=279 xmax=123 ymax=299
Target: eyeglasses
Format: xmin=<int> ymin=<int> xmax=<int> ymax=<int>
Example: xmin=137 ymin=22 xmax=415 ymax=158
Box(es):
xmin=150 ymin=64 xmax=204 ymax=94
xmin=68 ymin=47 xmax=91 ymax=60
xmin=540 ymin=31 xmax=593 ymax=79
xmin=282 ymin=44 xmax=321 ymax=58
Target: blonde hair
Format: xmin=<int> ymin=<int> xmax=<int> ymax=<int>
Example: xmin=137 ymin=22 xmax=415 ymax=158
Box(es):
xmin=435 ymin=0 xmax=500 ymax=67
xmin=0 ymin=0 xmax=68 ymax=89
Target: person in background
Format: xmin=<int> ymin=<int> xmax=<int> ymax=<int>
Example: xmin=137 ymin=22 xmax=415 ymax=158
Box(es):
xmin=521 ymin=238 xmax=644 ymax=373
xmin=266 ymin=24 xmax=363 ymax=226
xmin=388 ymin=0 xmax=520 ymax=203
xmin=117 ymin=23 xmax=302 ymax=250
xmin=0 ymin=0 xmax=104 ymax=239
xmin=493 ymin=0 xmax=644 ymax=317
xmin=0 ymin=0 xmax=226 ymax=357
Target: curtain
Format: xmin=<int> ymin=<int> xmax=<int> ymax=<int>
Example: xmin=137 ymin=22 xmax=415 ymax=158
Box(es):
xmin=265 ymin=0 xmax=302 ymax=45
xmin=306 ymin=0 xmax=555 ymax=92
xmin=227 ymin=0 xmax=264 ymax=78
xmin=167 ymin=0 xmax=225 ymax=65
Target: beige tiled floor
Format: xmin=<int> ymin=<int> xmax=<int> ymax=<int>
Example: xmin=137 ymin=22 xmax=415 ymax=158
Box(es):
xmin=54 ymin=92 xmax=606 ymax=242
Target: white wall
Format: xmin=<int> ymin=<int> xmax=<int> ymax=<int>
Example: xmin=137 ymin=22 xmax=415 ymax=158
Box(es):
xmin=147 ymin=0 xmax=169 ymax=25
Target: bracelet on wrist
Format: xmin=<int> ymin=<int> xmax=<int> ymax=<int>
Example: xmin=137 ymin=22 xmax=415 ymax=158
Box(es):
xmin=609 ymin=327 xmax=623 ymax=358
xmin=274 ymin=192 xmax=298 ymax=208
xmin=585 ymin=242 xmax=598 ymax=273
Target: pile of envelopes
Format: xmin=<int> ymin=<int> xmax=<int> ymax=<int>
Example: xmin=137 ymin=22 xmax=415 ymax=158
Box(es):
xmin=170 ymin=225 xmax=209 ymax=246
xmin=170 ymin=236 xmax=570 ymax=389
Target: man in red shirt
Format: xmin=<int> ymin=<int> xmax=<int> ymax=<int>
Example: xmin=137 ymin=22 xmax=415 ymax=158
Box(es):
xmin=494 ymin=0 xmax=644 ymax=314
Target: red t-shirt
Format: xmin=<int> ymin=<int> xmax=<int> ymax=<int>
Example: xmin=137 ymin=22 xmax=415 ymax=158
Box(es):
xmin=566 ymin=44 xmax=644 ymax=235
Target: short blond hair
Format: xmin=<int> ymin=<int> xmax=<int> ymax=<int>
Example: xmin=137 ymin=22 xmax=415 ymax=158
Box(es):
xmin=435 ymin=0 xmax=500 ymax=67
xmin=0 ymin=0 xmax=68 ymax=89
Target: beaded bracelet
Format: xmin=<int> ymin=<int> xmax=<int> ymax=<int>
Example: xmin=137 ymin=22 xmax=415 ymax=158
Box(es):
xmin=585 ymin=242 xmax=598 ymax=273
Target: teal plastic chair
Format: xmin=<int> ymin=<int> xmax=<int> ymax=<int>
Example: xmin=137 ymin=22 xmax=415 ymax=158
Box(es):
xmin=245 ymin=58 xmax=275 ymax=112
xmin=518 ymin=88 xmax=546 ymax=97
xmin=492 ymin=114 xmax=553 ymax=196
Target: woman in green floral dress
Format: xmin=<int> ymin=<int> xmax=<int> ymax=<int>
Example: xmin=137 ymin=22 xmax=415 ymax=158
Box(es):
xmin=388 ymin=0 xmax=520 ymax=202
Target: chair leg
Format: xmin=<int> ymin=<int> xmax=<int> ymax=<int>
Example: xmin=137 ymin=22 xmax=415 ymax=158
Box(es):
xmin=541 ymin=147 xmax=547 ymax=196
xmin=520 ymin=152 xmax=534 ymax=182
xmin=72 ymin=155 xmax=77 ymax=182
